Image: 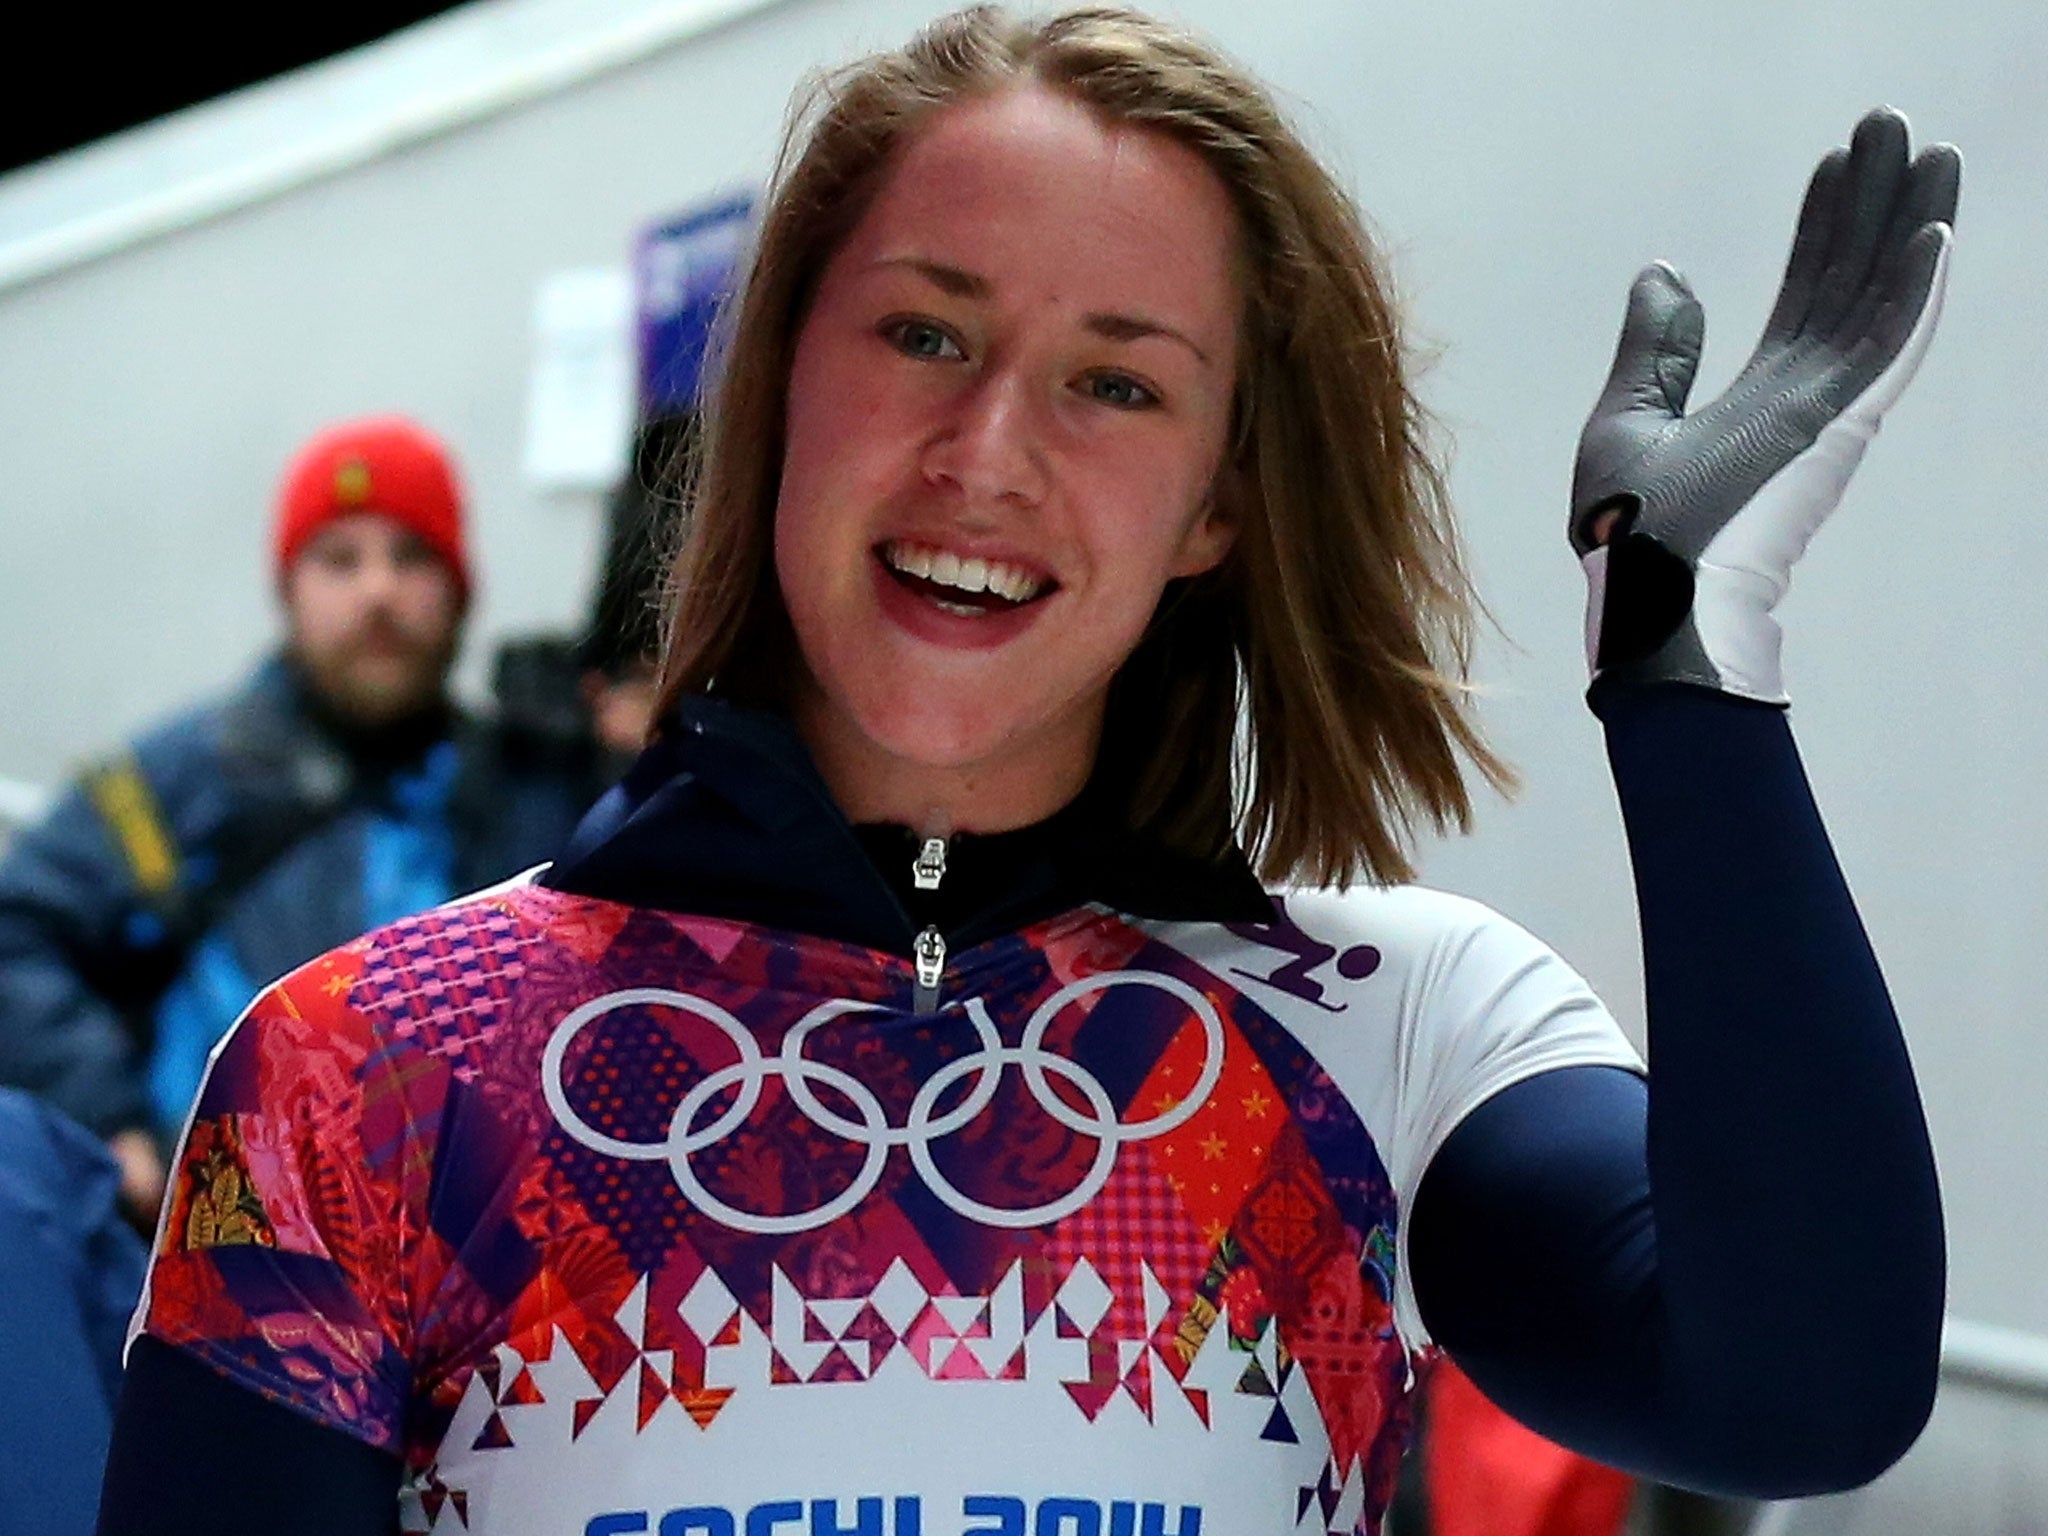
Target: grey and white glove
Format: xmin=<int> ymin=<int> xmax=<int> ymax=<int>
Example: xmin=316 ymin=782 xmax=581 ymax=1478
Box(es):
xmin=1571 ymin=108 xmax=1959 ymax=704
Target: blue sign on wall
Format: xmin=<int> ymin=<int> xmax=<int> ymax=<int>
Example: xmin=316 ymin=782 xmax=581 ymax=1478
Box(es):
xmin=636 ymin=189 xmax=754 ymax=418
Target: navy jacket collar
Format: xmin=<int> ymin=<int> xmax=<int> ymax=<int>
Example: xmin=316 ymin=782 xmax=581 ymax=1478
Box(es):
xmin=543 ymin=696 xmax=1275 ymax=956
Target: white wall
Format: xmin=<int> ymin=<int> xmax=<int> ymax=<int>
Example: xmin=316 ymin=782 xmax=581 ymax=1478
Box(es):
xmin=0 ymin=0 xmax=2040 ymax=1421
xmin=1760 ymin=1374 xmax=2048 ymax=1534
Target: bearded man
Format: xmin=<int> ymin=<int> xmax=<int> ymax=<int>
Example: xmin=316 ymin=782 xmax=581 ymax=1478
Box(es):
xmin=0 ymin=417 xmax=590 ymax=1216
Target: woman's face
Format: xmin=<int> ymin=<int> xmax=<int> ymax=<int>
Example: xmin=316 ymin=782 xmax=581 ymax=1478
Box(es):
xmin=775 ymin=82 xmax=1242 ymax=830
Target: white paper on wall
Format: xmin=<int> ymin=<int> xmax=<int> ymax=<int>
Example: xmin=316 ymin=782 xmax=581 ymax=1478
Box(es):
xmin=522 ymin=266 xmax=634 ymax=492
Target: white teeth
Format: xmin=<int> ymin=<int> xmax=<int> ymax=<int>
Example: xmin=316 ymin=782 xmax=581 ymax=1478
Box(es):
xmin=883 ymin=541 xmax=1045 ymax=604
xmin=988 ymin=564 xmax=1038 ymax=602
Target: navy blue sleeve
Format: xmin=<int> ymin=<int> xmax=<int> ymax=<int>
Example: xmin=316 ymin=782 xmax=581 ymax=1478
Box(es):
xmin=98 ymin=1338 xmax=402 ymax=1536
xmin=1407 ymin=685 xmax=1943 ymax=1498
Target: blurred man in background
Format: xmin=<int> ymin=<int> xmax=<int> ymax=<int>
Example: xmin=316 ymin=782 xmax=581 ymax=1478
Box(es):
xmin=0 ymin=415 xmax=591 ymax=1217
xmin=577 ymin=411 xmax=688 ymax=763
xmin=490 ymin=195 xmax=748 ymax=786
xmin=483 ymin=412 xmax=680 ymax=806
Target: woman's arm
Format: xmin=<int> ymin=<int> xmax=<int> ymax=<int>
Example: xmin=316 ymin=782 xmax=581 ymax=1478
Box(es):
xmin=99 ymin=1339 xmax=403 ymax=1536
xmin=1410 ymin=110 xmax=1958 ymax=1497
xmin=1410 ymin=688 xmax=1942 ymax=1497
xmin=98 ymin=951 xmax=424 ymax=1535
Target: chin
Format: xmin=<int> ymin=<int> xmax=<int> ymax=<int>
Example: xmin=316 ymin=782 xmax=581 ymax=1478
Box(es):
xmin=334 ymin=672 xmax=440 ymax=727
xmin=847 ymin=710 xmax=981 ymax=771
xmin=855 ymin=684 xmax=1085 ymax=778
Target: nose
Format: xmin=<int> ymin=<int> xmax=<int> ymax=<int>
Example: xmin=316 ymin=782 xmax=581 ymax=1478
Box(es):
xmin=921 ymin=367 xmax=1046 ymax=509
xmin=353 ymin=545 xmax=406 ymax=607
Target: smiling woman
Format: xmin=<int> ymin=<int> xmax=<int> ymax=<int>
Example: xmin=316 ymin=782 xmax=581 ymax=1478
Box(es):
xmin=773 ymin=83 xmax=1244 ymax=830
xmin=100 ymin=7 xmax=1956 ymax=1536
xmin=664 ymin=8 xmax=1504 ymax=882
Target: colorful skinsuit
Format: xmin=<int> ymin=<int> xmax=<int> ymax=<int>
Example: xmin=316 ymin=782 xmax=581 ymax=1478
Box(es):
xmin=135 ymin=700 xmax=1635 ymax=1536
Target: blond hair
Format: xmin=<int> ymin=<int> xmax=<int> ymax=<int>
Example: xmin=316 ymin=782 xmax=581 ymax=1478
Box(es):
xmin=655 ymin=4 xmax=1509 ymax=886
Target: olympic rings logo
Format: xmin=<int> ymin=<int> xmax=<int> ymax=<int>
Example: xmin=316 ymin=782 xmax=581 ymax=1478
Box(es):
xmin=540 ymin=972 xmax=1225 ymax=1234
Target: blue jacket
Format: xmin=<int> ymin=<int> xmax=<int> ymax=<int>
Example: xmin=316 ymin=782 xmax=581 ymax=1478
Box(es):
xmin=0 ymin=655 xmax=595 ymax=1139
xmin=0 ymin=1087 xmax=144 ymax=1536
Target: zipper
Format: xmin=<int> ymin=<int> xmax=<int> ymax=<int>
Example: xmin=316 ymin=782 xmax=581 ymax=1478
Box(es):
xmin=910 ymin=825 xmax=949 ymax=1014
xmin=913 ymin=925 xmax=946 ymax=1015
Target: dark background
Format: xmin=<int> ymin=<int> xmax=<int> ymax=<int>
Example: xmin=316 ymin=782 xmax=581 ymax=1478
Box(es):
xmin=3 ymin=7 xmax=465 ymax=178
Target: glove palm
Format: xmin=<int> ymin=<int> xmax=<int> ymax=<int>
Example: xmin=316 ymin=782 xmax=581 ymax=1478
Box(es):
xmin=1572 ymin=108 xmax=1960 ymax=703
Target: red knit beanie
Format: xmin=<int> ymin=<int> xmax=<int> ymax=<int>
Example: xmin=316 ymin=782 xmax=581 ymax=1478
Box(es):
xmin=274 ymin=416 xmax=471 ymax=603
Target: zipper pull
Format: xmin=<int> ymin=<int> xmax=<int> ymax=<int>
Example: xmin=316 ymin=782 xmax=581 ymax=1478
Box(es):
xmin=913 ymin=828 xmax=948 ymax=891
xmin=913 ymin=924 xmax=946 ymax=1015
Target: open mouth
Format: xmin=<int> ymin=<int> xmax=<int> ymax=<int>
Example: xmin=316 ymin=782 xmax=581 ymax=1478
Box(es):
xmin=877 ymin=539 xmax=1056 ymax=617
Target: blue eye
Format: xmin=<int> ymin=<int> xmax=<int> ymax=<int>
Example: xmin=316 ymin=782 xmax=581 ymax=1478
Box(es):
xmin=885 ymin=318 xmax=964 ymax=360
xmin=1085 ymin=372 xmax=1158 ymax=410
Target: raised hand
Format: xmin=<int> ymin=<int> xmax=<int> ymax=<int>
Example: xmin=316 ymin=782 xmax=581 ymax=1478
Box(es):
xmin=1571 ymin=108 xmax=1959 ymax=704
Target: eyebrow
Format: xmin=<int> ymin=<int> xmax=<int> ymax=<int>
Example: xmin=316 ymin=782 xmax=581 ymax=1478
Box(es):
xmin=873 ymin=256 xmax=1212 ymax=365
